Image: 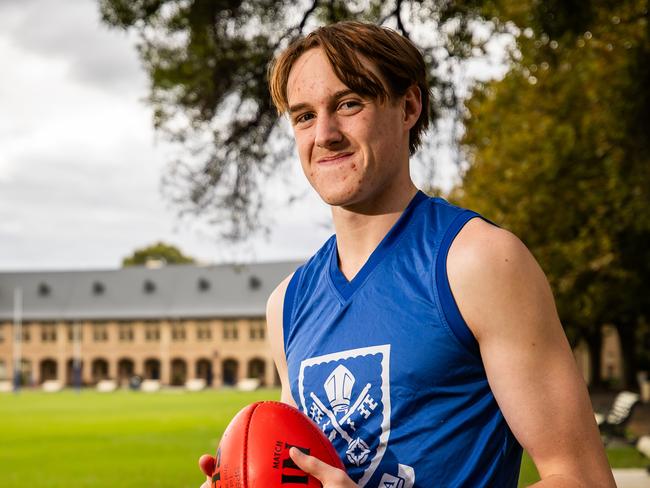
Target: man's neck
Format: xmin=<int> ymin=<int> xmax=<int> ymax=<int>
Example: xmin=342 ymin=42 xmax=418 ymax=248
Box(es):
xmin=331 ymin=183 xmax=418 ymax=281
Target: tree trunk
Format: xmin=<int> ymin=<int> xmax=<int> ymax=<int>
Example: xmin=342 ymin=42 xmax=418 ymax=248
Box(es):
xmin=586 ymin=330 xmax=604 ymax=389
xmin=616 ymin=322 xmax=639 ymax=390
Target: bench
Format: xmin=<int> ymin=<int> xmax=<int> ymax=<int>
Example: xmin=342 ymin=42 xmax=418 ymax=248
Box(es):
xmin=596 ymin=391 xmax=640 ymax=444
xmin=141 ymin=380 xmax=161 ymax=392
xmin=96 ymin=380 xmax=118 ymax=392
xmin=237 ymin=378 xmax=261 ymax=392
xmin=185 ymin=378 xmax=207 ymax=391
xmin=42 ymin=380 xmax=64 ymax=393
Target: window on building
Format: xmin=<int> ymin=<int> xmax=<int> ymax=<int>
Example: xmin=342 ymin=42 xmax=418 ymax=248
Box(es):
xmin=41 ymin=324 xmax=57 ymax=343
xmin=93 ymin=324 xmax=109 ymax=342
xmin=38 ymin=282 xmax=51 ymax=296
xmin=21 ymin=325 xmax=31 ymax=342
xmin=172 ymin=324 xmax=186 ymax=341
xmin=198 ymin=277 xmax=211 ymax=291
xmin=197 ymin=323 xmax=212 ymax=341
xmin=67 ymin=324 xmax=83 ymax=342
xmin=249 ymin=275 xmax=262 ymax=290
xmin=145 ymin=325 xmax=160 ymax=342
xmin=249 ymin=320 xmax=266 ymax=341
xmin=0 ymin=324 xmax=4 ymax=343
xmin=223 ymin=321 xmax=238 ymax=341
xmin=92 ymin=281 xmax=105 ymax=295
xmin=119 ymin=324 xmax=134 ymax=342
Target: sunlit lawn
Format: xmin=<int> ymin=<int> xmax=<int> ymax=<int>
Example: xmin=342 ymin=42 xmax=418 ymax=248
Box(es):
xmin=0 ymin=388 xmax=277 ymax=488
xmin=0 ymin=389 xmax=644 ymax=487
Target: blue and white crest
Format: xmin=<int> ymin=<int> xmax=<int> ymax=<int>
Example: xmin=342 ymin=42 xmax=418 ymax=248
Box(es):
xmin=298 ymin=345 xmax=391 ymax=486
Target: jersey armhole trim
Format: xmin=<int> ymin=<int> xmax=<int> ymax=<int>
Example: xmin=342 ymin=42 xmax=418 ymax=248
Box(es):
xmin=435 ymin=210 xmax=483 ymax=358
xmin=282 ymin=266 xmax=303 ymax=355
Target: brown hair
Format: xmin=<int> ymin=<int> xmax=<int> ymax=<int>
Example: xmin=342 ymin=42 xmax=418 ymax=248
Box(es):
xmin=268 ymin=21 xmax=430 ymax=155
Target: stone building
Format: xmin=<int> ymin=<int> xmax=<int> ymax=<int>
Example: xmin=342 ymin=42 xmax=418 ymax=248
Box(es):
xmin=0 ymin=260 xmax=625 ymax=390
xmin=0 ymin=262 xmax=299 ymax=388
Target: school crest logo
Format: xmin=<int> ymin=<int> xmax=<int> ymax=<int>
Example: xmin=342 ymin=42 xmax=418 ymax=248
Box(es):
xmin=298 ymin=345 xmax=391 ymax=487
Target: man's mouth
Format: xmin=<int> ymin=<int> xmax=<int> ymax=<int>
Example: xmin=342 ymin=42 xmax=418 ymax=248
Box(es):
xmin=316 ymin=152 xmax=354 ymax=165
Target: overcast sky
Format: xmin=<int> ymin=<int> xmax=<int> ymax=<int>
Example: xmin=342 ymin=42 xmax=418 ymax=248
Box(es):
xmin=0 ymin=0 xmax=507 ymax=272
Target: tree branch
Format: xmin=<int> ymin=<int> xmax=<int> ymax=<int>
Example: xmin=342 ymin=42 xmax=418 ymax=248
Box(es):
xmin=395 ymin=0 xmax=410 ymax=39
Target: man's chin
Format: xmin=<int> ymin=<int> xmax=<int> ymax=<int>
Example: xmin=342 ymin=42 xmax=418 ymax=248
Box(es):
xmin=316 ymin=189 xmax=360 ymax=207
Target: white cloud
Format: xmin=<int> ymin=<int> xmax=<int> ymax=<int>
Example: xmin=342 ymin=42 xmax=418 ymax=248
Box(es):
xmin=0 ymin=0 xmax=143 ymax=92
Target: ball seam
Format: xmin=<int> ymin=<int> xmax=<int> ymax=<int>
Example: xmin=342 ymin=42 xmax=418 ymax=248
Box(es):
xmin=244 ymin=401 xmax=262 ymax=488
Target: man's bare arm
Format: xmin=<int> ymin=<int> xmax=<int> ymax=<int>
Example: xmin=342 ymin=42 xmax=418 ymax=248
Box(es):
xmin=266 ymin=274 xmax=356 ymax=486
xmin=448 ymin=218 xmax=615 ymax=488
xmin=266 ymin=273 xmax=298 ymax=407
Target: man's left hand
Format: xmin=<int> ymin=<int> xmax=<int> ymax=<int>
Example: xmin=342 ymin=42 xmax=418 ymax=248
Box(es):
xmin=289 ymin=447 xmax=357 ymax=487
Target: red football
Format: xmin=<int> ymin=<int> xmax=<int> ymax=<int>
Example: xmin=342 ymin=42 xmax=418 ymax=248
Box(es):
xmin=211 ymin=401 xmax=346 ymax=487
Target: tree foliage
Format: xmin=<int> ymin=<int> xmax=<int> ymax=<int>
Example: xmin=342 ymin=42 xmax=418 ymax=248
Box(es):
xmin=99 ymin=0 xmax=508 ymax=240
xmin=453 ymin=0 xmax=650 ymax=385
xmin=122 ymin=241 xmax=196 ymax=266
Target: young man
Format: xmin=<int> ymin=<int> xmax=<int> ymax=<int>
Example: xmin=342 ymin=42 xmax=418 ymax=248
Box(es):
xmin=200 ymin=21 xmax=615 ymax=487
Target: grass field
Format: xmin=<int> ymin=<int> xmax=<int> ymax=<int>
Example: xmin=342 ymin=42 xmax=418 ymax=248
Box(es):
xmin=0 ymin=388 xmax=277 ymax=488
xmin=0 ymin=389 xmax=645 ymax=487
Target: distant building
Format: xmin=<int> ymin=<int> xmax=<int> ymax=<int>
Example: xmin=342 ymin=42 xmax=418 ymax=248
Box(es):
xmin=0 ymin=262 xmax=299 ymax=388
xmin=1 ymin=261 xmax=624 ymax=390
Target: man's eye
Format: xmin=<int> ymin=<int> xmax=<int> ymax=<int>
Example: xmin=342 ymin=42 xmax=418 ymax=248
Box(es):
xmin=295 ymin=113 xmax=315 ymax=124
xmin=339 ymin=100 xmax=361 ymax=110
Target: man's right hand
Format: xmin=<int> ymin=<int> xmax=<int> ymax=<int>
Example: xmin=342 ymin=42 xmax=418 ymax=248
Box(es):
xmin=198 ymin=454 xmax=215 ymax=488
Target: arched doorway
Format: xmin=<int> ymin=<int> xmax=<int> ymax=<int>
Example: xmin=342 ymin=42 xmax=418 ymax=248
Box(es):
xmin=170 ymin=358 xmax=187 ymax=386
xmin=66 ymin=359 xmax=83 ymax=387
xmin=17 ymin=359 xmax=32 ymax=386
xmin=144 ymin=358 xmax=161 ymax=380
xmin=247 ymin=358 xmax=266 ymax=386
xmin=196 ymin=358 xmax=213 ymax=387
xmin=39 ymin=358 xmax=58 ymax=383
xmin=91 ymin=358 xmax=109 ymax=383
xmin=222 ymin=358 xmax=239 ymax=386
xmin=117 ymin=358 xmax=135 ymax=386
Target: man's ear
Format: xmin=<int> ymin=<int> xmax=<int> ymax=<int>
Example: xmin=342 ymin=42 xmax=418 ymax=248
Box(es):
xmin=402 ymin=84 xmax=422 ymax=130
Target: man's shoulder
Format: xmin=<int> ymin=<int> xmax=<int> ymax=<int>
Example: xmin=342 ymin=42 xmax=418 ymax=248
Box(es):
xmin=447 ymin=218 xmax=546 ymax=340
xmin=448 ymin=217 xmax=528 ymax=272
xmin=414 ymin=194 xmax=483 ymax=233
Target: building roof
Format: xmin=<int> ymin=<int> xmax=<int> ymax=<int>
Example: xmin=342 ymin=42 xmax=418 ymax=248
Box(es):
xmin=0 ymin=261 xmax=301 ymax=321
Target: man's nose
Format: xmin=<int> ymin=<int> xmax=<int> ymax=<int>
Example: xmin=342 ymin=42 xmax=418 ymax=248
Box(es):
xmin=314 ymin=113 xmax=343 ymax=148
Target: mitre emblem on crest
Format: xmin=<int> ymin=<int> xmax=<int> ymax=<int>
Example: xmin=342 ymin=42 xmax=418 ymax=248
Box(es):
xmin=324 ymin=364 xmax=355 ymax=414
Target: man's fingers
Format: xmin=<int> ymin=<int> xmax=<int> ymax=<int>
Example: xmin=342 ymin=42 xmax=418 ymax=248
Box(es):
xmin=198 ymin=453 xmax=215 ymax=487
xmin=198 ymin=454 xmax=216 ymax=476
xmin=289 ymin=447 xmax=348 ymax=483
xmin=289 ymin=447 xmax=327 ymax=479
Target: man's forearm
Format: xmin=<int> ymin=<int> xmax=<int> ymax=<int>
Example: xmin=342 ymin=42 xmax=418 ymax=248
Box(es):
xmin=529 ymin=474 xmax=585 ymax=487
xmin=529 ymin=473 xmax=612 ymax=488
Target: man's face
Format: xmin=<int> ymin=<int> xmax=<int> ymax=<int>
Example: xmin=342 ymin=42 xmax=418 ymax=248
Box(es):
xmin=286 ymin=48 xmax=412 ymax=209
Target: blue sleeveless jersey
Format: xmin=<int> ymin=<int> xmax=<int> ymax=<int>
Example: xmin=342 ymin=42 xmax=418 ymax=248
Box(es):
xmin=283 ymin=191 xmax=522 ymax=487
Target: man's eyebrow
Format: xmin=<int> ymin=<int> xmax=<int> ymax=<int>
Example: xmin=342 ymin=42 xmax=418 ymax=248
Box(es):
xmin=288 ymin=89 xmax=357 ymax=114
xmin=288 ymin=102 xmax=310 ymax=114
